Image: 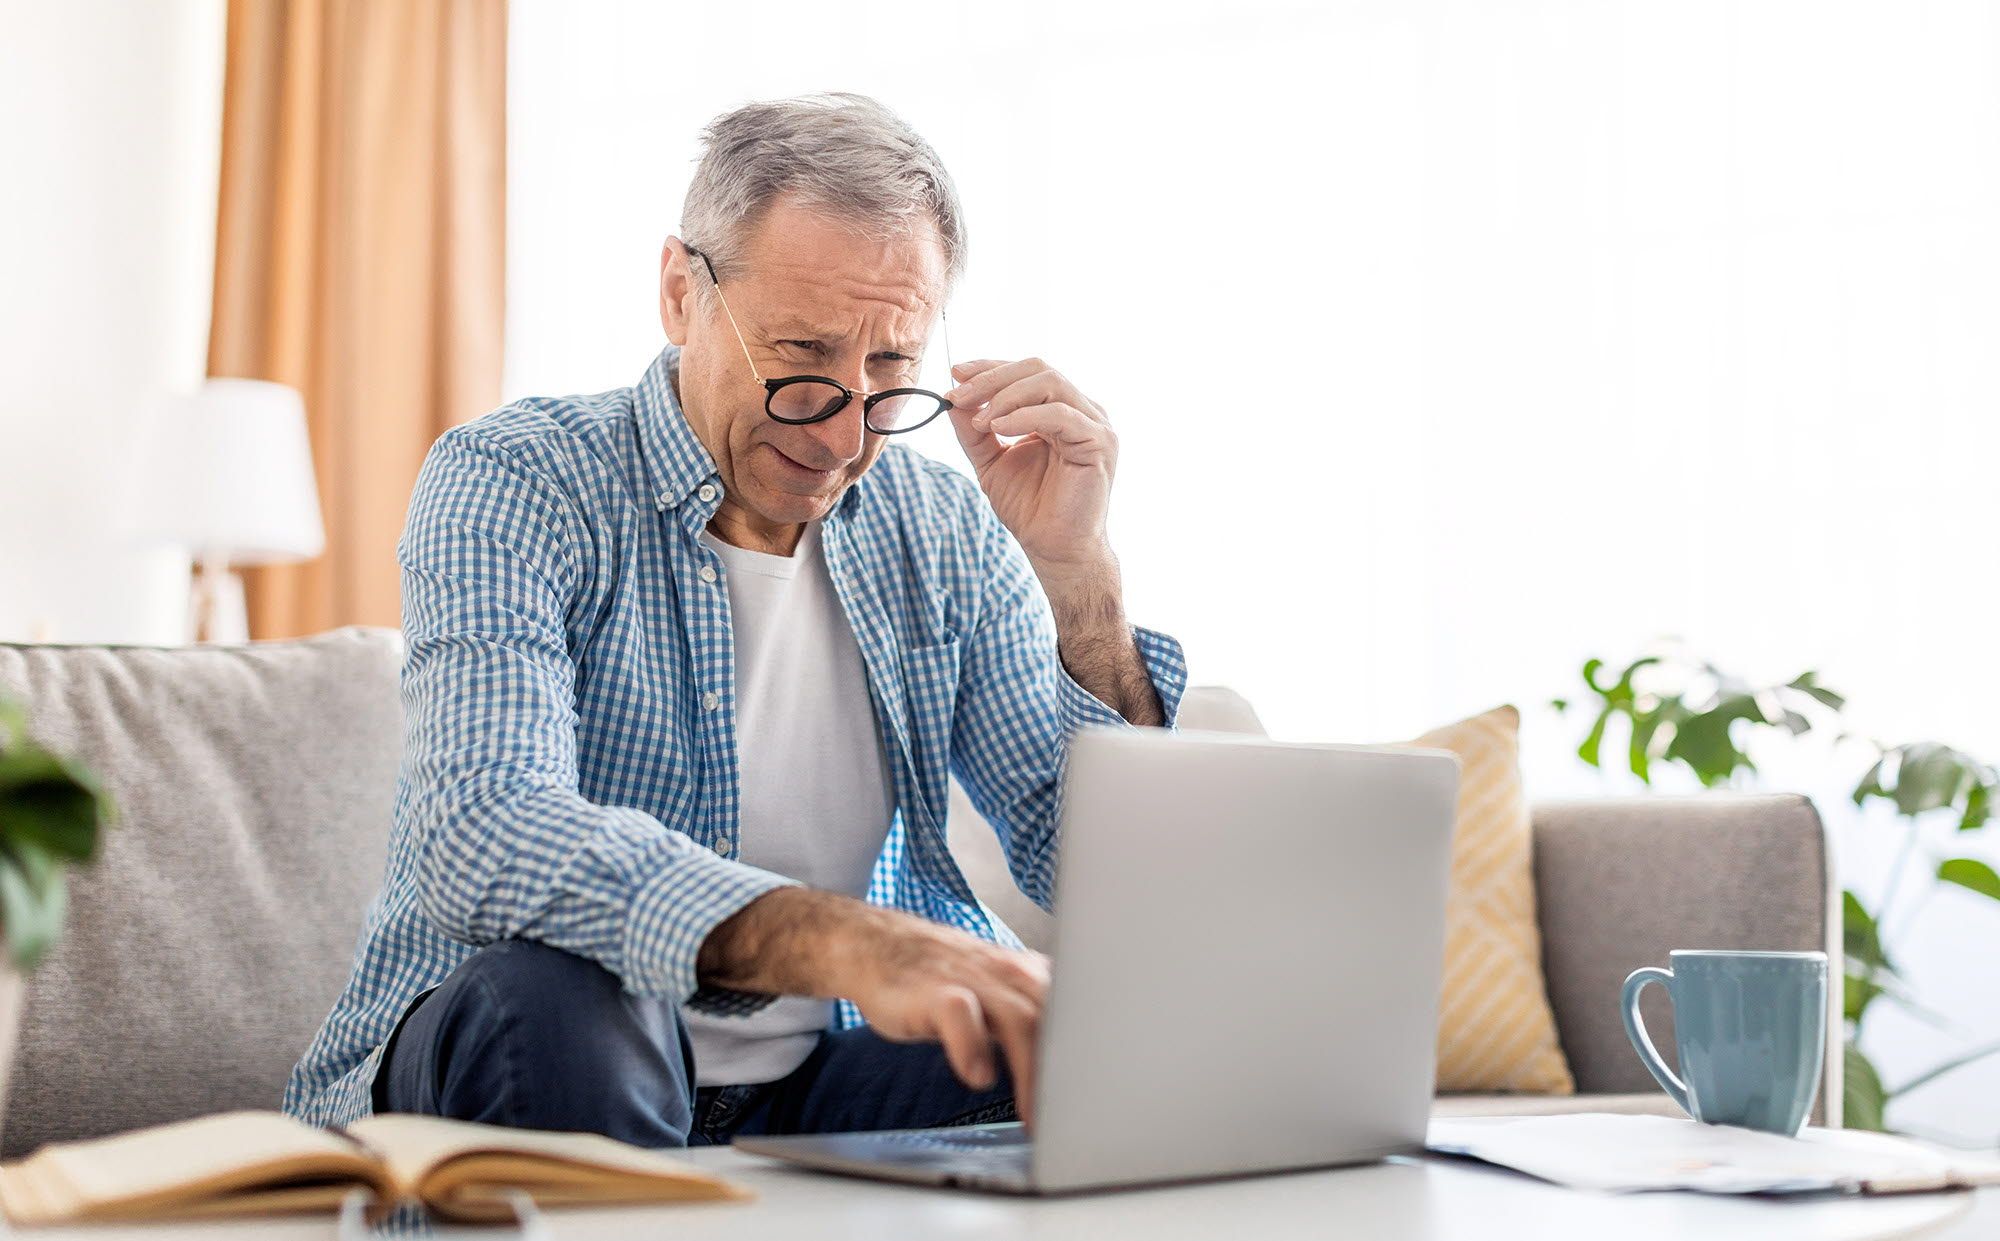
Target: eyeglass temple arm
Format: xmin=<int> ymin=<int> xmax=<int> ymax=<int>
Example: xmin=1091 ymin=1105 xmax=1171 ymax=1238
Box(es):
xmin=941 ymin=310 xmax=954 ymax=398
xmin=687 ymin=244 xmax=766 ymax=384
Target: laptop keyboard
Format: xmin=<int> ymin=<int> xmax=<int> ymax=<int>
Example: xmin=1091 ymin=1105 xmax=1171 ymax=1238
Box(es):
xmin=857 ymin=1125 xmax=1033 ymax=1179
xmin=878 ymin=1125 xmax=1029 ymax=1150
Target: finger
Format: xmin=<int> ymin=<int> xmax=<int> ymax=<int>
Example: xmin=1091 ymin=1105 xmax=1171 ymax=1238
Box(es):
xmin=944 ymin=357 xmax=1047 ymax=411
xmin=987 ymin=994 xmax=1041 ymax=1133
xmin=945 ymin=403 xmax=1005 ymax=471
xmin=981 ymin=403 xmax=1115 ymax=465
xmin=934 ymin=986 xmax=998 ymax=1091
xmin=981 ymin=371 xmax=1106 ymax=425
xmin=996 ymin=949 xmax=1052 ymax=1006
xmin=949 ymin=359 xmax=1008 ymax=389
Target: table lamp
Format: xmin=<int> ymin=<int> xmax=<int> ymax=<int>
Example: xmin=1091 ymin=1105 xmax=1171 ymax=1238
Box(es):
xmin=152 ymin=379 xmax=325 ymax=643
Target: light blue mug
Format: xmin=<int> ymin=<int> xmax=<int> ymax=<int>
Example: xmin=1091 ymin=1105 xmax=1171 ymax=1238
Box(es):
xmin=1621 ymin=949 xmax=1828 ymax=1135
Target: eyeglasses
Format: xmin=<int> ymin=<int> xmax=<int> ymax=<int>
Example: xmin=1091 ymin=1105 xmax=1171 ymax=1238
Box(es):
xmin=684 ymin=244 xmax=954 ymax=435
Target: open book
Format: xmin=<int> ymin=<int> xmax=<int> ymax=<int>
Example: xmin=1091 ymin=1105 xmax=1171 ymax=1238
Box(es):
xmin=0 ymin=1111 xmax=751 ymax=1225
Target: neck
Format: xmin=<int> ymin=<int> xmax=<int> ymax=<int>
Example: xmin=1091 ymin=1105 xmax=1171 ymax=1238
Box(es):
xmin=707 ymin=503 xmax=806 ymax=557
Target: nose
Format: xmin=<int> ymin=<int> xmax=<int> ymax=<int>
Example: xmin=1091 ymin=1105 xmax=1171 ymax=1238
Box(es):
xmin=793 ymin=391 xmax=867 ymax=467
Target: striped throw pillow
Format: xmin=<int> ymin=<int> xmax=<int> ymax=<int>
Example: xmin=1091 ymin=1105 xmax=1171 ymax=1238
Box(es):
xmin=1410 ymin=705 xmax=1575 ymax=1094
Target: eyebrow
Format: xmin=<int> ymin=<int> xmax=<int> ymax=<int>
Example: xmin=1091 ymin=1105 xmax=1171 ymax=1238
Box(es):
xmin=764 ymin=319 xmax=925 ymax=356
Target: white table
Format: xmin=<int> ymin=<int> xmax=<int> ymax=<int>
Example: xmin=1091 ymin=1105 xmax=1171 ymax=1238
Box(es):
xmin=37 ymin=1147 xmax=1989 ymax=1241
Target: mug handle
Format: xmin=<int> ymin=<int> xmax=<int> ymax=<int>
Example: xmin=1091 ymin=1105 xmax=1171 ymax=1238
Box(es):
xmin=1621 ymin=966 xmax=1693 ymax=1118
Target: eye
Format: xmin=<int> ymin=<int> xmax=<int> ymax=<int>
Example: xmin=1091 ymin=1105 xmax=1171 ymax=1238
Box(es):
xmin=875 ymin=353 xmax=914 ymax=364
xmin=780 ymin=339 xmax=824 ymax=354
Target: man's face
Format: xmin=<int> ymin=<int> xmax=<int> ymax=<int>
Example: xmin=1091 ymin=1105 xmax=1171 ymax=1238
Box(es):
xmin=660 ymin=195 xmax=948 ymax=541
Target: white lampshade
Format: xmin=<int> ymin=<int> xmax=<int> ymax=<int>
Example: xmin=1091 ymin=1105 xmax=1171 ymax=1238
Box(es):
xmin=151 ymin=378 xmax=325 ymax=565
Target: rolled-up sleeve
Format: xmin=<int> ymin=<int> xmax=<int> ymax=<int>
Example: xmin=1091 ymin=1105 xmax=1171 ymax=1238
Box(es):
xmin=399 ymin=427 xmax=797 ymax=1012
xmin=945 ymin=487 xmax=1188 ymax=911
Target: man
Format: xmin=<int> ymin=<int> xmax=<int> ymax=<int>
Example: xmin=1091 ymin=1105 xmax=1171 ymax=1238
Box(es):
xmin=286 ymin=92 xmax=1185 ymax=1147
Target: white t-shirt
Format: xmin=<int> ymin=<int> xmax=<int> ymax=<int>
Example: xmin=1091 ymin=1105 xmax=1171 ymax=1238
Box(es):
xmin=684 ymin=520 xmax=895 ymax=1086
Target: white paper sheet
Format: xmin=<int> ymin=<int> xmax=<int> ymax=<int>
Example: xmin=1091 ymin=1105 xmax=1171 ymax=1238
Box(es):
xmin=1426 ymin=1113 xmax=2000 ymax=1196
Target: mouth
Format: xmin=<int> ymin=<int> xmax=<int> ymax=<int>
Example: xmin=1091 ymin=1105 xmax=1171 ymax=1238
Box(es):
xmin=765 ymin=442 xmax=842 ymax=485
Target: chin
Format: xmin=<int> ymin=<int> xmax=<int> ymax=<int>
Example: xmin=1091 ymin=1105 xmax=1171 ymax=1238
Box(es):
xmin=741 ymin=449 xmax=849 ymax=516
xmin=744 ymin=475 xmax=838 ymax=524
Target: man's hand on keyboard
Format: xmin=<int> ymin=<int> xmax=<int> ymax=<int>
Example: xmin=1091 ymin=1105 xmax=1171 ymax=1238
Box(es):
xmin=843 ymin=904 xmax=1050 ymax=1130
xmin=697 ymin=888 xmax=1050 ymax=1128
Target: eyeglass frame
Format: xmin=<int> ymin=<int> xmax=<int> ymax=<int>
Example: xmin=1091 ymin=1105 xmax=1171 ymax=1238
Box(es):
xmin=683 ymin=243 xmax=956 ymax=436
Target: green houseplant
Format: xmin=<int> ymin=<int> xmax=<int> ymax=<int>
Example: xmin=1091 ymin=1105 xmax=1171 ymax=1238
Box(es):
xmin=0 ymin=693 xmax=112 ymax=1126
xmin=1554 ymin=650 xmax=2000 ymax=1133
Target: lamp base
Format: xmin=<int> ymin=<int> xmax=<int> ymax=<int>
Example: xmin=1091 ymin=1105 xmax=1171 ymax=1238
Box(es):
xmin=189 ymin=556 xmax=249 ymax=644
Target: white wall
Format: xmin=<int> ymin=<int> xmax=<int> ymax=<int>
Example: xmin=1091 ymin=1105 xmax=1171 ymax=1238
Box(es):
xmin=0 ymin=0 xmax=225 ymax=643
xmin=508 ymin=0 xmax=2000 ymax=1143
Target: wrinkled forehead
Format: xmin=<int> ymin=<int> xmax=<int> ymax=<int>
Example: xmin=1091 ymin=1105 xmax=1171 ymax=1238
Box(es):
xmin=731 ymin=207 xmax=951 ymax=347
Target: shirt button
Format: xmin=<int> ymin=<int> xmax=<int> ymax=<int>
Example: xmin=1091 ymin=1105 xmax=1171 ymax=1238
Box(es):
xmin=713 ymin=838 xmax=731 ymax=855
xmin=698 ymin=565 xmax=718 ymax=584
xmin=701 ymin=690 xmax=721 ymax=711
xmin=696 ymin=483 xmax=718 ymax=503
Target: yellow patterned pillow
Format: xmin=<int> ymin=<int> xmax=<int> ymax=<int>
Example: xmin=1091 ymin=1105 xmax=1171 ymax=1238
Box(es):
xmin=1407 ymin=705 xmax=1575 ymax=1094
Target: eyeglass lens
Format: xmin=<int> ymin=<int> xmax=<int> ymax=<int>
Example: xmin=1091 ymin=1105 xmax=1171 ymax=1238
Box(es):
xmin=767 ymin=381 xmax=948 ymax=434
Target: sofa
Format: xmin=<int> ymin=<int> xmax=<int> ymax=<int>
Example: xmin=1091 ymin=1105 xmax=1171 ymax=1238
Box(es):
xmin=0 ymin=626 xmax=1841 ymax=1158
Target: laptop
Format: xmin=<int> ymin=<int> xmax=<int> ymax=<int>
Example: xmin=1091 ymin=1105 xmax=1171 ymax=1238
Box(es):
xmin=733 ymin=725 xmax=1460 ymax=1194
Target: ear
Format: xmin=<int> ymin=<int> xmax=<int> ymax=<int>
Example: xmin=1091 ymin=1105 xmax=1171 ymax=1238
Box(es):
xmin=659 ymin=236 xmax=694 ymax=345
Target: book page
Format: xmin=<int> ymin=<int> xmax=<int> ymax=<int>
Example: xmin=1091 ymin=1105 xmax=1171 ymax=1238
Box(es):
xmin=0 ymin=1111 xmax=390 ymax=1226
xmin=346 ymin=1114 xmax=749 ymax=1218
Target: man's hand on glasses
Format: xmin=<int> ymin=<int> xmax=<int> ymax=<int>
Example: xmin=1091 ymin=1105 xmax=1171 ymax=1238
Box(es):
xmin=943 ymin=357 xmax=1119 ymax=586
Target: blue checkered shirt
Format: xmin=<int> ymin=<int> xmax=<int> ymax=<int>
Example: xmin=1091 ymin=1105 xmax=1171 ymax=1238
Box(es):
xmin=284 ymin=344 xmax=1188 ymax=1127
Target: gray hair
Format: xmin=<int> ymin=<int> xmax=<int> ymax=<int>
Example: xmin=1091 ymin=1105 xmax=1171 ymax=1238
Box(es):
xmin=680 ymin=92 xmax=966 ymax=311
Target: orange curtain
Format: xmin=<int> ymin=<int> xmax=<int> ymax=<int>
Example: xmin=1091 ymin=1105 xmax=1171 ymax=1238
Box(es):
xmin=208 ymin=0 xmax=506 ymax=637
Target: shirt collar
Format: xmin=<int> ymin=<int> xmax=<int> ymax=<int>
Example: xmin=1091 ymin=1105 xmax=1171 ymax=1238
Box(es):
xmin=634 ymin=341 xmax=870 ymax=525
xmin=634 ymin=343 xmax=723 ymax=516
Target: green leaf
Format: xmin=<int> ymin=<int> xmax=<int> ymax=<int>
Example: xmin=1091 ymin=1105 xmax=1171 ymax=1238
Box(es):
xmin=1863 ymin=742 xmax=1980 ymax=819
xmin=1853 ymin=755 xmax=1888 ymax=807
xmin=1665 ymin=704 xmax=1756 ymax=788
xmin=1628 ymin=710 xmax=1665 ymax=784
xmin=1577 ymin=708 xmax=1612 ymax=771
xmin=1616 ymin=656 xmax=1662 ymax=698
xmin=1583 ymin=655 xmax=1658 ymax=705
xmin=1787 ymin=671 xmax=1847 ymax=712
xmin=0 ymin=746 xmax=107 ymax=861
xmin=1961 ymin=781 xmax=1992 ymax=832
xmin=1938 ymin=857 xmax=2000 ymax=903
xmin=1845 ymin=1044 xmax=1889 ymax=1131
xmin=1548 ymin=698 xmax=1569 ymax=713
xmin=1843 ymin=890 xmax=1879 ymax=958
xmin=0 ymin=842 xmax=68 ymax=971
xmin=1843 ymin=890 xmax=1895 ymax=979
xmin=1844 ymin=971 xmax=1883 ymax=1025
xmin=1562 ymin=652 xmax=1858 ymax=793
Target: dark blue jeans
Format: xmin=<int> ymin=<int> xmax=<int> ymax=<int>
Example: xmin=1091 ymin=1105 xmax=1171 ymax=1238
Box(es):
xmin=374 ymin=939 xmax=1018 ymax=1147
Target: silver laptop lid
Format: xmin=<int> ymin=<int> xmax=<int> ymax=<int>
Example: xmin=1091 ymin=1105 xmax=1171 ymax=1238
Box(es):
xmin=1028 ymin=727 xmax=1460 ymax=1192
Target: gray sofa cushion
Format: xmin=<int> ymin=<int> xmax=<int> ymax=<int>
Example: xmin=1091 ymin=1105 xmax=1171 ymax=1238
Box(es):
xmin=0 ymin=627 xmax=404 ymax=1157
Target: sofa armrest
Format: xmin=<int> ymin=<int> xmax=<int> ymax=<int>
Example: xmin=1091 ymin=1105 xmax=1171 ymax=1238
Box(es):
xmin=1531 ymin=794 xmax=1841 ymax=1125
